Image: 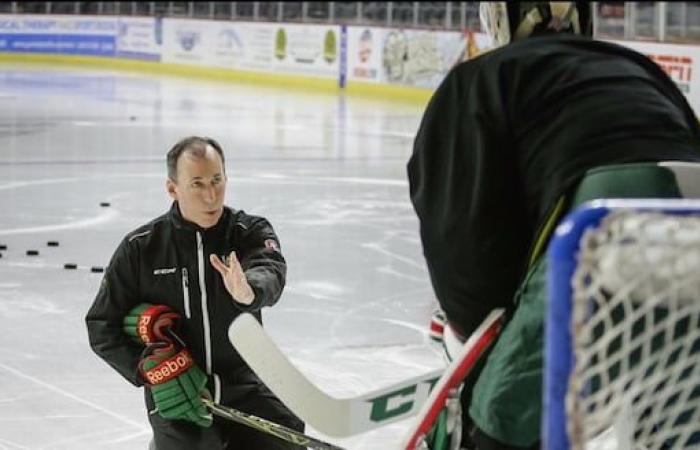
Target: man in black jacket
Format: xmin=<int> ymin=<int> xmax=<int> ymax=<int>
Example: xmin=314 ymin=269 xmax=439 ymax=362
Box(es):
xmin=86 ymin=136 xmax=304 ymax=449
xmin=408 ymin=2 xmax=700 ymax=449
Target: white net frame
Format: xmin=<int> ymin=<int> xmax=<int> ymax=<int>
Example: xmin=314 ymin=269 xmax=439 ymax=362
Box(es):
xmin=567 ymin=210 xmax=700 ymax=450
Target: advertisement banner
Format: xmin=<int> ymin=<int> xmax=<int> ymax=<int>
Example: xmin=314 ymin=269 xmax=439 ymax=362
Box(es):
xmin=161 ymin=19 xmax=276 ymax=71
xmin=346 ymin=26 xmax=491 ymax=89
xmin=116 ymin=17 xmax=161 ymax=61
xmin=209 ymin=22 xmax=276 ymax=72
xmin=162 ymin=19 xmax=339 ymax=79
xmin=346 ymin=26 xmax=383 ymax=83
xmin=160 ymin=18 xmax=211 ymax=65
xmin=0 ymin=15 xmax=116 ymax=56
xmin=272 ymin=23 xmax=340 ymax=78
xmin=614 ymin=39 xmax=700 ymax=114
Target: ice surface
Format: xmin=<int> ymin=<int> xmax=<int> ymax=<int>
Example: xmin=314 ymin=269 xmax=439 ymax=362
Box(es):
xmin=0 ymin=63 xmax=444 ymax=449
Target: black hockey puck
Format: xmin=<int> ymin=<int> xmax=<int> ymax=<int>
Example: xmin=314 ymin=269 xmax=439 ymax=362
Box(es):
xmin=100 ymin=202 xmax=111 ymax=207
xmin=47 ymin=241 xmax=59 ymax=247
xmin=0 ymin=244 xmax=6 ymax=250
xmin=64 ymin=263 xmax=77 ymax=270
xmin=26 ymin=250 xmax=39 ymax=256
xmin=90 ymin=266 xmax=104 ymax=273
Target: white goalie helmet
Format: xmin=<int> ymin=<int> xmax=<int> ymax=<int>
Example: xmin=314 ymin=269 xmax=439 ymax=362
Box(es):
xmin=479 ymin=2 xmax=593 ymax=48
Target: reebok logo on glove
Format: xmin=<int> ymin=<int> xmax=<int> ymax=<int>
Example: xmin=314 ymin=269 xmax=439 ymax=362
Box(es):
xmin=137 ymin=314 xmax=155 ymax=344
xmin=125 ymin=303 xmax=179 ymax=344
xmin=143 ymin=349 xmax=194 ymax=385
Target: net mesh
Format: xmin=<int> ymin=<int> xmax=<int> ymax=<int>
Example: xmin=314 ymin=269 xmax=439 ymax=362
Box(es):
xmin=568 ymin=211 xmax=700 ymax=450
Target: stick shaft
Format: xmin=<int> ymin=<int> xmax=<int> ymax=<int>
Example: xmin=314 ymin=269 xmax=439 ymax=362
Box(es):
xmin=202 ymin=398 xmax=346 ymax=450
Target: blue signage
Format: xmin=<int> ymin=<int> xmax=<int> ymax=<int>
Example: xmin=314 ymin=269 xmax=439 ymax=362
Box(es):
xmin=0 ymin=34 xmax=116 ymax=56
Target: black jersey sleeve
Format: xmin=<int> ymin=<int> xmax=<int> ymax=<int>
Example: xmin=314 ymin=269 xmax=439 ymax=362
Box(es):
xmin=408 ymin=63 xmax=530 ymax=337
xmin=85 ymin=237 xmax=145 ymax=387
xmin=235 ymin=216 xmax=287 ymax=312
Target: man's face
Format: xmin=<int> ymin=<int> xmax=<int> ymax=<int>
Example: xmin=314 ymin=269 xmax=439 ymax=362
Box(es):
xmin=166 ymin=145 xmax=227 ymax=229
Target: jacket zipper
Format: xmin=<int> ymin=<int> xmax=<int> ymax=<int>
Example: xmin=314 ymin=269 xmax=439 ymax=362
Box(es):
xmin=181 ymin=268 xmax=191 ymax=319
xmin=196 ymin=232 xmax=217 ymax=399
xmin=213 ymin=374 xmax=221 ymax=403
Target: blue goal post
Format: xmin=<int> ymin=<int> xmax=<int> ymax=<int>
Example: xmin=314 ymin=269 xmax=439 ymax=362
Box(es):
xmin=543 ymin=199 xmax=700 ymax=450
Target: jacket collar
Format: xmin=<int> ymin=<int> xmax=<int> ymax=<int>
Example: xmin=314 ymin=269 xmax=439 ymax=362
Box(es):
xmin=169 ymin=202 xmax=232 ymax=237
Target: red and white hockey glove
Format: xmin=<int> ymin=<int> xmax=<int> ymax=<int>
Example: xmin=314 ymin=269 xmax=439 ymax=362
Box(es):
xmin=123 ymin=303 xmax=180 ymax=345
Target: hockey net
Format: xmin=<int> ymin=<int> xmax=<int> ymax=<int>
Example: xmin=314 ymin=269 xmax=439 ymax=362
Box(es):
xmin=562 ymin=208 xmax=700 ymax=449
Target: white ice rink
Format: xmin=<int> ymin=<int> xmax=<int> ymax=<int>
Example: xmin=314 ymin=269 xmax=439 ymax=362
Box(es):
xmin=0 ymin=63 xmax=445 ymax=449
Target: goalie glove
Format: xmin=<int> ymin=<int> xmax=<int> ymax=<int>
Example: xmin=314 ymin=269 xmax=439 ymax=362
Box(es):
xmin=139 ymin=341 xmax=213 ymax=427
xmin=123 ymin=303 xmax=180 ymax=345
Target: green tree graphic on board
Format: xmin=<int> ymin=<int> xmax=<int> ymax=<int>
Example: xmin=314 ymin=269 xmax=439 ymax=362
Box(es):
xmin=275 ymin=28 xmax=287 ymax=60
xmin=324 ymin=30 xmax=337 ymax=63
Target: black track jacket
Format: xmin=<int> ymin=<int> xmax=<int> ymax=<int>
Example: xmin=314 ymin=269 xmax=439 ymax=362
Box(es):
xmin=86 ymin=202 xmax=286 ymax=404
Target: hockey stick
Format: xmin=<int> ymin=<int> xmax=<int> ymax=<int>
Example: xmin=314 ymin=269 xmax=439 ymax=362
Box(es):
xmin=153 ymin=328 xmax=343 ymax=448
xmin=202 ymin=398 xmax=345 ymax=450
xmin=228 ymin=313 xmax=444 ymax=437
xmin=400 ymin=308 xmax=506 ymax=450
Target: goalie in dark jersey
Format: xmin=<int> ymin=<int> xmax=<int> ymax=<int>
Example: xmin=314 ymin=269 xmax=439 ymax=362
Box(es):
xmin=408 ymin=2 xmax=700 ymax=449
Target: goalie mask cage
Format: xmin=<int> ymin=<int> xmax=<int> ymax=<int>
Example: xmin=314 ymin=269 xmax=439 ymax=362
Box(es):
xmin=544 ymin=199 xmax=700 ymax=450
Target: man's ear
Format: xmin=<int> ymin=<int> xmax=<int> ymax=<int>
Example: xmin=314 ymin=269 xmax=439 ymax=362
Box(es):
xmin=166 ymin=178 xmax=178 ymax=201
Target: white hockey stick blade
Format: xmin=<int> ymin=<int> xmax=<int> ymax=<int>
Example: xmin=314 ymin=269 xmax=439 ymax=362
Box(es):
xmin=400 ymin=308 xmax=506 ymax=450
xmin=229 ymin=313 xmax=443 ymax=437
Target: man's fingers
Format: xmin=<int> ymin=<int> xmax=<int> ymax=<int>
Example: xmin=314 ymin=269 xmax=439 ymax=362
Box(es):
xmin=209 ymin=254 xmax=228 ymax=274
xmin=210 ymin=252 xmax=245 ymax=281
xmin=229 ymin=251 xmax=243 ymax=271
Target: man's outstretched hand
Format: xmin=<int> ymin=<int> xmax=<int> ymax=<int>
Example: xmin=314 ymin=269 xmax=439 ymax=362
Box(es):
xmin=209 ymin=251 xmax=255 ymax=305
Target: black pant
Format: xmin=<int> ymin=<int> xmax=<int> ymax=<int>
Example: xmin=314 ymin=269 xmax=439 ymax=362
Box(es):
xmin=468 ymin=426 xmax=540 ymax=450
xmin=146 ymin=374 xmax=305 ymax=450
